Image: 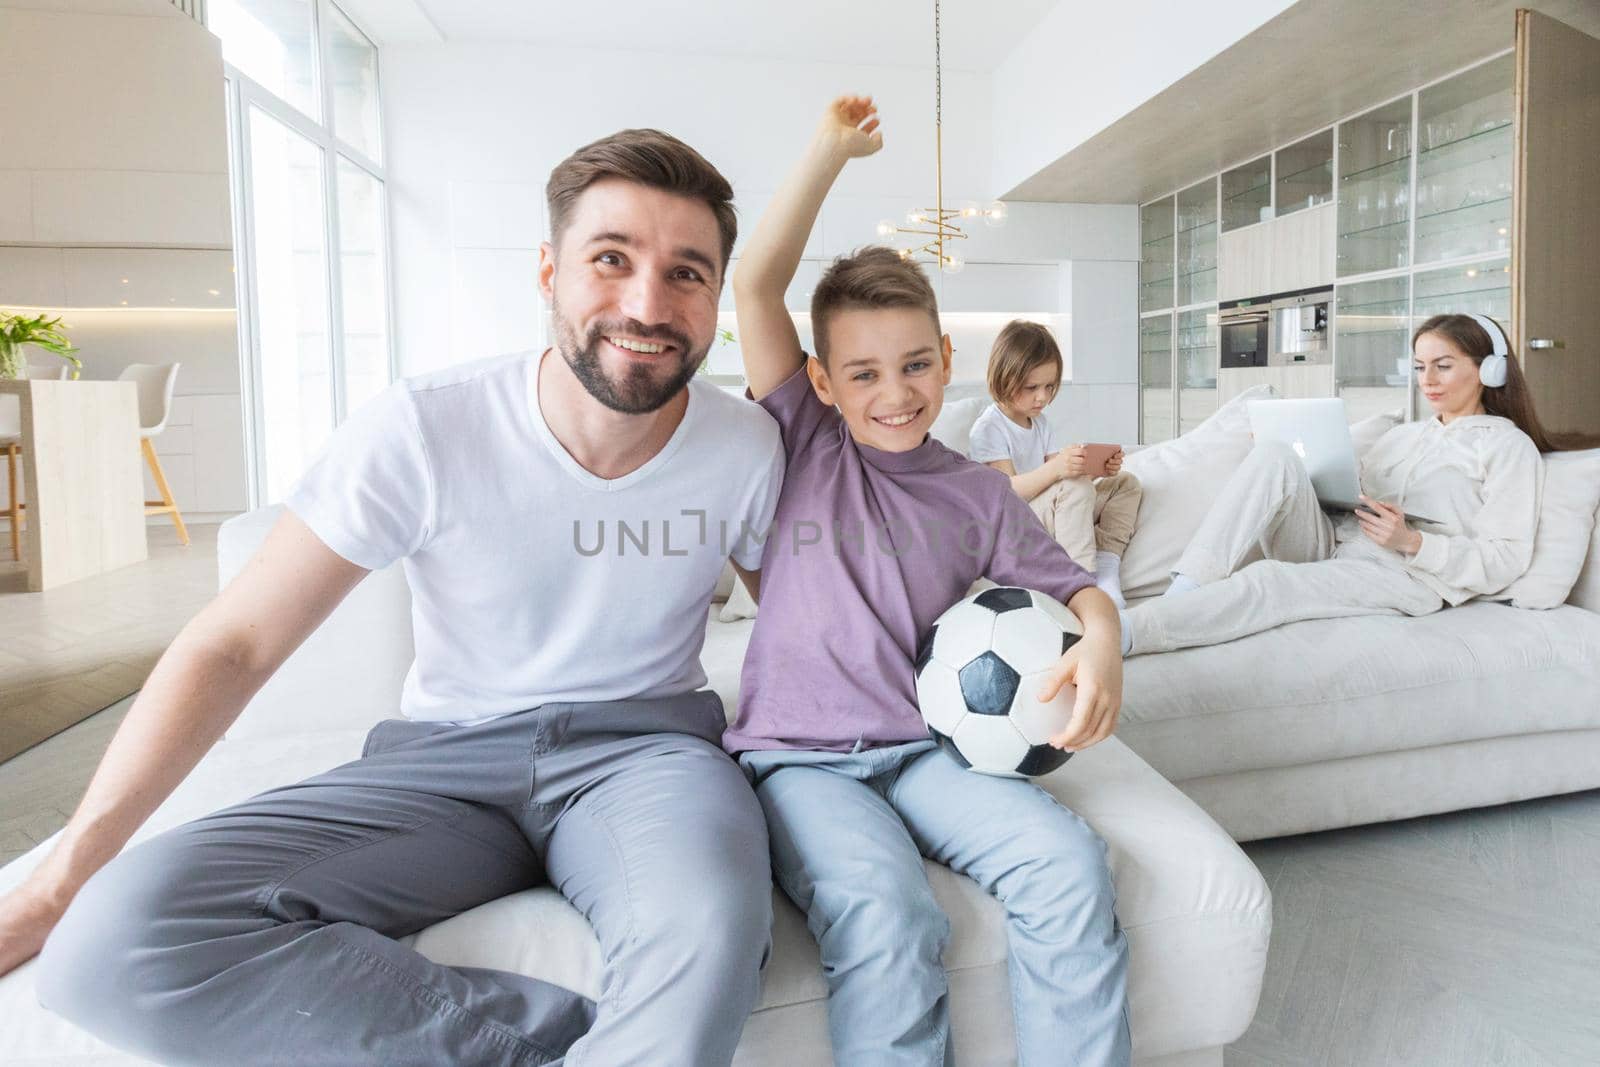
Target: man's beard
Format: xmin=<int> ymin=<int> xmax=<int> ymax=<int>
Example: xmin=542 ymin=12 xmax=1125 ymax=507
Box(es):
xmin=551 ymin=301 xmax=708 ymax=415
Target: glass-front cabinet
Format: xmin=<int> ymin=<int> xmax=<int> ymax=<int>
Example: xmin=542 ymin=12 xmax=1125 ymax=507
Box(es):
xmin=1414 ymin=257 xmax=1511 ymax=325
xmin=1334 ymin=275 xmax=1410 ymax=423
xmin=1337 ymin=97 xmax=1413 ymax=277
xmin=1221 ymin=155 xmax=1271 ymax=232
xmin=1415 ymin=54 xmax=1514 ymax=266
xmin=1140 ymin=313 xmax=1174 ymax=444
xmin=1146 ymin=54 xmax=1515 ymax=439
xmin=1175 ymin=179 xmax=1217 ymax=307
xmin=1177 ymin=308 xmax=1218 ymax=434
xmin=1140 ymin=197 xmax=1175 ymax=312
xmin=1275 ymin=129 xmax=1333 ymax=218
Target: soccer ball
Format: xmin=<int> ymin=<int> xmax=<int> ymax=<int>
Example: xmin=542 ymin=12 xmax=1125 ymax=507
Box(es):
xmin=913 ymin=586 xmax=1083 ymax=778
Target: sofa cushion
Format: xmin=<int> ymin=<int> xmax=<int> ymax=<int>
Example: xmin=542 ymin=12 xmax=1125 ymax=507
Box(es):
xmin=929 ymin=394 xmax=988 ymax=456
xmin=1116 ymin=601 xmax=1600 ymax=783
xmin=0 ymin=729 xmax=1270 ymax=1066
xmin=1500 ymin=447 xmax=1600 ymax=610
xmin=1120 ymin=385 xmax=1274 ymax=598
xmin=1571 ymin=506 xmax=1600 ymax=612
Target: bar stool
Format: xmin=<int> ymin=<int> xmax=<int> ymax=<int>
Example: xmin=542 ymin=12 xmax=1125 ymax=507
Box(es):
xmin=118 ymin=363 xmax=188 ymax=547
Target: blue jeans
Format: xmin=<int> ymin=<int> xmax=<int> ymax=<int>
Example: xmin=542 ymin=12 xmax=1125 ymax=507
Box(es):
xmin=742 ymin=740 xmax=1130 ymax=1067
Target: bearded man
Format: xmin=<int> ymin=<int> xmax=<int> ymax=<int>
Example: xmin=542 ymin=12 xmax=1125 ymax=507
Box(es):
xmin=0 ymin=129 xmax=784 ymax=1067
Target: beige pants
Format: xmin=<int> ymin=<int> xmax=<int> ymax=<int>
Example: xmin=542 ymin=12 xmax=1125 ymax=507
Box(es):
xmin=1127 ymin=443 xmax=1444 ymax=655
xmin=1030 ymin=471 xmax=1143 ymax=574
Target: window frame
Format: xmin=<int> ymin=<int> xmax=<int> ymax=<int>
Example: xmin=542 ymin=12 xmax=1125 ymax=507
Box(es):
xmin=220 ymin=0 xmax=395 ymax=507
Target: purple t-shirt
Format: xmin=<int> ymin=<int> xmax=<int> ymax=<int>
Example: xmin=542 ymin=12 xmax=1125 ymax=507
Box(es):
xmin=723 ymin=365 xmax=1095 ymax=754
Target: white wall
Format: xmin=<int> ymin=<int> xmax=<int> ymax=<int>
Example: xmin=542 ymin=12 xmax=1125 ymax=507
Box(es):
xmin=383 ymin=43 xmax=1141 ymax=442
xmin=0 ymin=0 xmax=247 ymax=520
xmin=988 ymin=0 xmax=1297 ymax=198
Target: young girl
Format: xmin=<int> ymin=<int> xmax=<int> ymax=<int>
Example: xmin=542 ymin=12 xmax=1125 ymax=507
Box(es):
xmin=969 ymin=320 xmax=1143 ymax=608
xmin=1123 ymin=312 xmax=1556 ymax=656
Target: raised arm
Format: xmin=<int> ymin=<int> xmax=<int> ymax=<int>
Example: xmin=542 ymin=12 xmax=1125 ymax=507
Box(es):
xmin=733 ymin=95 xmax=882 ymax=401
xmin=0 ymin=511 xmax=369 ymax=976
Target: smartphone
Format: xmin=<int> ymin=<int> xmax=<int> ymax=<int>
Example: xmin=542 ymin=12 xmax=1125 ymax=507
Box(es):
xmin=1079 ymin=443 xmax=1121 ymax=479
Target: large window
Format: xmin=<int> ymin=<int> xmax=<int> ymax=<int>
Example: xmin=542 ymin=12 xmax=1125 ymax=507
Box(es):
xmin=219 ymin=0 xmax=392 ymax=504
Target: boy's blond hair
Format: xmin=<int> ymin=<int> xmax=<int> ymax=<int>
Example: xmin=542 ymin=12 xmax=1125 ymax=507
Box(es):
xmin=810 ymin=247 xmax=940 ymax=365
xmin=986 ymin=320 xmax=1063 ymax=405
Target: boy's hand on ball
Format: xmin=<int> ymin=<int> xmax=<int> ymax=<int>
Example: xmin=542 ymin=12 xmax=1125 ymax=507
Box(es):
xmin=1037 ymin=631 xmax=1123 ymax=752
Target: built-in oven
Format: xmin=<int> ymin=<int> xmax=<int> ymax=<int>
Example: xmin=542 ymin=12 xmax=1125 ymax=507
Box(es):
xmin=1219 ymin=300 xmax=1270 ymax=369
xmin=1219 ymin=286 xmax=1332 ymax=369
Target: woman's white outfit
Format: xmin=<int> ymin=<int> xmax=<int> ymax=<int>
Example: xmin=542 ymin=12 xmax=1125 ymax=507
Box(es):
xmin=1127 ymin=415 xmax=1541 ymax=655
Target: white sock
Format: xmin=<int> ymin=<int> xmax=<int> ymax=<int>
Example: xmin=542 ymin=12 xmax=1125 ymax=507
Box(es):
xmin=1164 ymin=573 xmax=1199 ymax=598
xmin=1119 ymin=611 xmax=1133 ymax=656
xmin=1094 ymin=551 xmax=1126 ymax=610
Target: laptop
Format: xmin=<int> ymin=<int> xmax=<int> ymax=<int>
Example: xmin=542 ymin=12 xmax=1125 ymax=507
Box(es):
xmin=1247 ymin=398 xmax=1439 ymax=525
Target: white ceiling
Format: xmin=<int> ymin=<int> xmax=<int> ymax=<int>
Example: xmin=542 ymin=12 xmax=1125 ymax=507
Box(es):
xmin=339 ymin=0 xmax=1062 ymax=71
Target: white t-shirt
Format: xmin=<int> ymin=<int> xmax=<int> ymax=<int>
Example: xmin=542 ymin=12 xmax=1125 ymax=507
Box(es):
xmin=967 ymin=402 xmax=1055 ymax=474
xmin=287 ymin=351 xmax=785 ymax=723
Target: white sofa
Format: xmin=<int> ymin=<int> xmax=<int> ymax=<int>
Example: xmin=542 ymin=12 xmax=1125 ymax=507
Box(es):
xmin=930 ymin=388 xmax=1600 ymax=842
xmin=0 ymin=505 xmax=1273 ymax=1066
xmin=1114 ymin=402 xmax=1600 ymax=843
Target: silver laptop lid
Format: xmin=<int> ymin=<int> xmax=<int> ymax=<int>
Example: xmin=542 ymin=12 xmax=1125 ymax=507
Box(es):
xmin=1246 ymin=398 xmax=1362 ymax=509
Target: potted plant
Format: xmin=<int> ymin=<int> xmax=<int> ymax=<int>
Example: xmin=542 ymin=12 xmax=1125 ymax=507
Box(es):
xmin=0 ymin=311 xmax=81 ymax=380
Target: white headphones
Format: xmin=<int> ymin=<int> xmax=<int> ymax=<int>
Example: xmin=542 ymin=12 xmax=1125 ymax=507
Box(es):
xmin=1468 ymin=314 xmax=1510 ymax=388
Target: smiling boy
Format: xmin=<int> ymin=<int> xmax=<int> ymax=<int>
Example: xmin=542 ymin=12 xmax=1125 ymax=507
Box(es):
xmin=723 ymin=97 xmax=1131 ymax=1066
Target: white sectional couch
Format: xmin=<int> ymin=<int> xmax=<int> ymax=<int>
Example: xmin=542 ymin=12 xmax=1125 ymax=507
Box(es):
xmin=932 ymin=386 xmax=1600 ymax=842
xmin=0 ymin=506 xmax=1273 ymax=1066
xmin=1109 ymin=392 xmax=1600 ymax=842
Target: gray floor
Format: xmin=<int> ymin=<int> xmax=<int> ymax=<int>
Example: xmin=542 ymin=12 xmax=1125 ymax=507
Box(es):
xmin=5 ymin=700 xmax=1598 ymax=1065
xmin=1232 ymin=789 xmax=1600 ymax=1066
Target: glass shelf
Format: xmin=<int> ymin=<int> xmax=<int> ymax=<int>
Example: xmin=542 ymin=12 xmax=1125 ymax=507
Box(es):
xmin=1141 ymin=196 xmax=1176 ymax=313
xmin=1224 ymin=180 xmax=1270 ymax=203
xmin=1276 ymin=129 xmax=1333 ymax=218
xmin=1419 ymin=122 xmax=1512 ymax=170
xmin=1221 ymin=154 xmax=1272 ymax=233
xmin=1335 ymin=274 xmax=1410 ymax=413
xmin=1338 ymin=218 xmax=1410 ymax=240
xmin=1416 ymin=197 xmax=1512 ymax=263
xmin=1340 ymin=156 xmax=1411 ymax=185
xmin=1140 ymin=313 xmax=1174 ymax=444
xmin=1414 ymin=54 xmax=1514 ymax=269
xmin=1413 ymin=256 xmax=1510 ymax=328
xmin=1176 ymin=178 xmax=1217 ymax=307
xmin=1176 ymin=307 xmax=1217 ymax=435
xmin=1280 ymin=160 xmax=1331 ymax=184
xmin=1416 ymin=195 xmax=1512 ymax=225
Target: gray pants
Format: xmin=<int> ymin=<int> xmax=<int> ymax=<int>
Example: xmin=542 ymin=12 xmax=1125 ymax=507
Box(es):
xmin=1127 ymin=442 xmax=1444 ymax=655
xmin=36 ymin=693 xmax=772 ymax=1067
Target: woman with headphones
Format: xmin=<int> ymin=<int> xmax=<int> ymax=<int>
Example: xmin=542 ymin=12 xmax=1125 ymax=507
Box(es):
xmin=1121 ymin=313 xmax=1556 ymax=656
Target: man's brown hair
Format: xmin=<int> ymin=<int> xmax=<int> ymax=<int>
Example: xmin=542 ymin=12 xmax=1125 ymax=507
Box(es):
xmin=986 ymin=320 xmax=1063 ymax=405
xmin=546 ymin=129 xmax=737 ymax=271
xmin=810 ymin=246 xmax=941 ymax=365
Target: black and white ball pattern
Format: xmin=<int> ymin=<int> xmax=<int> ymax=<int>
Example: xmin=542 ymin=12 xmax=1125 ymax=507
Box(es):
xmin=913 ymin=586 xmax=1083 ymax=778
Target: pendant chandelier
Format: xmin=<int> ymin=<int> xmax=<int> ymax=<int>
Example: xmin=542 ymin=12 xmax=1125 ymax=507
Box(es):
xmin=875 ymin=0 xmax=1006 ymax=273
